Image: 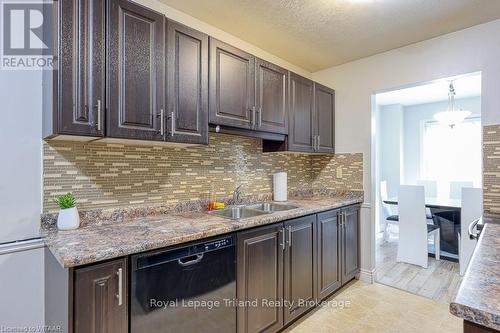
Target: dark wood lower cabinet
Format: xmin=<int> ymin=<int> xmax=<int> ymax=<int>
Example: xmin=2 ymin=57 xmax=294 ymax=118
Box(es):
xmin=317 ymin=210 xmax=342 ymax=301
xmin=283 ymin=215 xmax=317 ymax=325
xmin=46 ymin=206 xmax=359 ymax=333
xmin=236 ymin=207 xmax=360 ymax=333
xmin=341 ymin=206 xmax=360 ymax=284
xmin=74 ymin=258 xmax=128 ymax=333
xmin=237 ymin=224 xmax=284 ymax=333
xmin=464 ymin=321 xmax=499 ymax=333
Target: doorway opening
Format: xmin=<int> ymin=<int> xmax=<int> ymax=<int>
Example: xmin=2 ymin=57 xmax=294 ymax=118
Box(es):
xmin=372 ymin=72 xmax=482 ymax=303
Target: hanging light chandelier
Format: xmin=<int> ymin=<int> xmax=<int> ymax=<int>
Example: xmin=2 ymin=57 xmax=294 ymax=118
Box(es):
xmin=434 ymin=81 xmax=471 ymax=128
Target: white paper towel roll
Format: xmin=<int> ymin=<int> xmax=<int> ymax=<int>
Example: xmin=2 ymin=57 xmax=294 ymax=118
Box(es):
xmin=273 ymin=172 xmax=287 ymax=202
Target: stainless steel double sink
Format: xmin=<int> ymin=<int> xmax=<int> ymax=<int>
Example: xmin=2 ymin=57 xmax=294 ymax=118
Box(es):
xmin=208 ymin=202 xmax=298 ymax=220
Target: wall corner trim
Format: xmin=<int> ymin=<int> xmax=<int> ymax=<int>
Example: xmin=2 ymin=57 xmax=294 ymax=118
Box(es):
xmin=358 ymin=268 xmax=376 ymax=284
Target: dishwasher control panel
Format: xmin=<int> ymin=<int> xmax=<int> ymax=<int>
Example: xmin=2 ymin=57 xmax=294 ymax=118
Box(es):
xmin=204 ymin=236 xmax=233 ymax=252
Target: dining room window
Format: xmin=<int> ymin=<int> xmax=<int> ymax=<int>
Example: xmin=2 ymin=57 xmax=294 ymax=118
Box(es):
xmin=421 ymin=117 xmax=482 ymax=197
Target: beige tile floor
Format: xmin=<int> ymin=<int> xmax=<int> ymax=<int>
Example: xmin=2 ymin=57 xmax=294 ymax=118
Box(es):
xmin=286 ymin=281 xmax=462 ymax=333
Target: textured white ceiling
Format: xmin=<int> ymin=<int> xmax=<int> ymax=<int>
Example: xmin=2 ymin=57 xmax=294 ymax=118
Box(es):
xmin=159 ymin=0 xmax=500 ymax=71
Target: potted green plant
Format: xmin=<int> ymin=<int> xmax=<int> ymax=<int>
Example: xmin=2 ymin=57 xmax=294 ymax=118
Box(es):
xmin=55 ymin=193 xmax=80 ymax=230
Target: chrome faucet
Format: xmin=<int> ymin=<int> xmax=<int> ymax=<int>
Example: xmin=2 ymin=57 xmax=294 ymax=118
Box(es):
xmin=233 ymin=185 xmax=243 ymax=204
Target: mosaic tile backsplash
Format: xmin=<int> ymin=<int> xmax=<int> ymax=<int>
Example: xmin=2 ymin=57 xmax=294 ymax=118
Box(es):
xmin=484 ymin=124 xmax=500 ymax=216
xmin=43 ymin=133 xmax=363 ymax=213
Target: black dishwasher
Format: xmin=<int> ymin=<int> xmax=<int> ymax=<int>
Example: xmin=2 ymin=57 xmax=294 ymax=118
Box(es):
xmin=130 ymin=234 xmax=236 ymax=333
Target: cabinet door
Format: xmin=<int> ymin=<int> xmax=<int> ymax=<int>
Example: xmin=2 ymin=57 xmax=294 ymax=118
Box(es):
xmin=166 ymin=20 xmax=209 ymax=144
xmin=209 ymin=38 xmax=255 ymax=129
xmin=58 ymin=0 xmax=105 ymax=136
xmin=317 ymin=210 xmax=342 ymax=301
xmin=255 ymin=59 xmax=288 ymax=134
xmin=314 ymin=83 xmax=335 ymax=153
xmin=283 ymin=215 xmax=317 ymax=325
xmin=107 ymin=0 xmax=165 ymax=140
xmin=74 ymin=258 xmax=127 ymax=333
xmin=237 ymin=224 xmax=284 ymax=333
xmin=342 ymin=206 xmax=360 ymax=284
xmin=288 ymin=73 xmax=314 ymax=152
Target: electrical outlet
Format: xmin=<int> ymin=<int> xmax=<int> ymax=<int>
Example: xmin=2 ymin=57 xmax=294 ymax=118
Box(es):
xmin=336 ymin=166 xmax=343 ymax=179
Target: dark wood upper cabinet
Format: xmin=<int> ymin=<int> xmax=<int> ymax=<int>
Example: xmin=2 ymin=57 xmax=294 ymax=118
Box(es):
xmin=45 ymin=0 xmax=334 ymax=148
xmin=237 ymin=223 xmax=284 ymax=333
xmin=283 ymin=215 xmax=317 ymax=325
xmin=74 ymin=258 xmax=128 ymax=333
xmin=107 ymin=0 xmax=165 ymax=141
xmin=264 ymin=75 xmax=336 ymax=153
xmin=209 ymin=38 xmax=255 ymax=130
xmin=341 ymin=206 xmax=360 ymax=284
xmin=317 ymin=210 xmax=342 ymax=301
xmin=288 ymin=73 xmax=315 ymax=152
xmin=166 ymin=20 xmax=209 ymax=144
xmin=44 ymin=0 xmax=105 ymax=138
xmin=314 ymin=83 xmax=335 ymax=153
xmin=255 ymin=59 xmax=288 ymax=134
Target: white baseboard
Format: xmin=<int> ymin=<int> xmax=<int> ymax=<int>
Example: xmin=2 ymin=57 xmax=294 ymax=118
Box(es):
xmin=358 ymin=268 xmax=376 ymax=284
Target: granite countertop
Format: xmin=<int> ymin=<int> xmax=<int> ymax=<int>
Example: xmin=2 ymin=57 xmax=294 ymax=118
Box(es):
xmin=43 ymin=193 xmax=363 ymax=268
xmin=450 ymin=217 xmax=500 ymax=330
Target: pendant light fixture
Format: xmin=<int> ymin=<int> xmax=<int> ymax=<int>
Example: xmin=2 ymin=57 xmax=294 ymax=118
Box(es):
xmin=434 ymin=81 xmax=471 ymax=128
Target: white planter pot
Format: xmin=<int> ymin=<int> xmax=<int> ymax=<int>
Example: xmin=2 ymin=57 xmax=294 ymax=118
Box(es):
xmin=57 ymin=207 xmax=80 ymax=230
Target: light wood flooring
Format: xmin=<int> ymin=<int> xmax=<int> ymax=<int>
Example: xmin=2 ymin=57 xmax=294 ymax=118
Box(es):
xmin=376 ymin=232 xmax=463 ymax=304
xmin=286 ymin=280 xmax=462 ymax=333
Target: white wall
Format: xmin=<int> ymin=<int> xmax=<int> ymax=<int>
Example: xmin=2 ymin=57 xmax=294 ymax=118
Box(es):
xmin=378 ymin=104 xmax=404 ymax=197
xmin=377 ymin=104 xmax=403 ymax=230
xmin=403 ymin=96 xmax=481 ymax=185
xmin=312 ymin=19 xmax=500 ymax=275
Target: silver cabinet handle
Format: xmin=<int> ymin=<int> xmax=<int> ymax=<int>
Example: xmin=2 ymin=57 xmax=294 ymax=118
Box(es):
xmin=170 ymin=111 xmax=175 ymax=137
xmin=288 ymin=226 xmax=292 ymax=247
xmin=159 ymin=109 xmax=165 ymax=136
xmin=96 ymin=99 xmax=102 ymax=131
xmin=281 ymin=227 xmax=285 ymax=251
xmin=258 ymin=107 xmax=262 ymax=127
xmin=116 ymin=268 xmax=123 ymax=306
xmin=251 ymin=106 xmax=256 ymax=128
xmin=316 ymin=135 xmax=320 ymax=150
xmin=312 ymin=135 xmax=316 ymax=151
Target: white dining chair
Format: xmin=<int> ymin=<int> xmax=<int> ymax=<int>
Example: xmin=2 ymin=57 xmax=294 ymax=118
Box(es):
xmin=397 ymin=185 xmax=440 ymax=268
xmin=450 ymin=181 xmax=474 ymax=200
xmin=417 ymin=179 xmax=437 ymax=221
xmin=459 ymin=187 xmax=482 ymax=275
xmin=417 ymin=180 xmax=438 ymax=197
xmin=381 ymin=181 xmax=398 ymax=242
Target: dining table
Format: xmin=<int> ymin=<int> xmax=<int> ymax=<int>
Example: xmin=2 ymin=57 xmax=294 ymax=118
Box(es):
xmin=383 ymin=196 xmax=462 ymax=261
